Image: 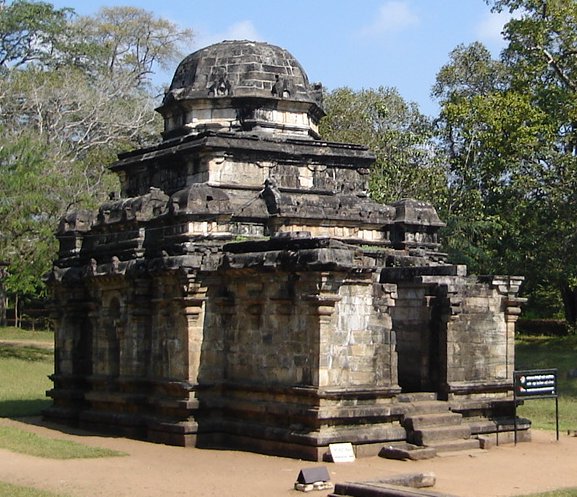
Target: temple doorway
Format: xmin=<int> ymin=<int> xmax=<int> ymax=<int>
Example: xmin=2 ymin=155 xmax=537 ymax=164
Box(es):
xmin=392 ymin=282 xmax=442 ymax=393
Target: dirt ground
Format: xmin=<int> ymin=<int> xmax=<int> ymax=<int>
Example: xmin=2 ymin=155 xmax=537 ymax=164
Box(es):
xmin=0 ymin=418 xmax=576 ymax=497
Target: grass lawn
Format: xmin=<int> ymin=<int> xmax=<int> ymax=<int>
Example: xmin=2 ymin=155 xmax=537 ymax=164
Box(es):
xmin=0 ymin=425 xmax=125 ymax=459
xmin=0 ymin=481 xmax=71 ymax=497
xmin=0 ymin=328 xmax=53 ymax=418
xmin=0 ymin=327 xmax=126 ymax=460
xmin=0 ymin=327 xmax=53 ymax=344
xmin=516 ymin=335 xmax=577 ymax=431
xmin=519 ymin=490 xmax=577 ymax=497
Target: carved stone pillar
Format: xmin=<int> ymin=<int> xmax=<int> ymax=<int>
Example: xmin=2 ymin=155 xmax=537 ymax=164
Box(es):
xmin=305 ymin=272 xmax=342 ymax=388
xmin=183 ymin=272 xmax=208 ymax=385
xmin=492 ymin=276 xmax=526 ymax=379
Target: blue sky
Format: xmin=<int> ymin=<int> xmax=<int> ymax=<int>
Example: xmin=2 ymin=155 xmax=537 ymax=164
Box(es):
xmin=49 ymin=0 xmax=511 ymax=116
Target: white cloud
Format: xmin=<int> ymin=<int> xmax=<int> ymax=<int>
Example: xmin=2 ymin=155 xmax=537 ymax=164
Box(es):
xmin=475 ymin=10 xmax=511 ymax=46
xmin=222 ymin=20 xmax=263 ymax=42
xmin=360 ymin=1 xmax=419 ymax=38
xmin=196 ymin=20 xmax=263 ymax=48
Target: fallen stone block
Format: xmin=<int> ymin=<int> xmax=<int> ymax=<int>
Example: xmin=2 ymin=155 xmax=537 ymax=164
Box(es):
xmin=373 ymin=472 xmax=436 ymax=488
xmin=379 ymin=443 xmax=437 ymax=461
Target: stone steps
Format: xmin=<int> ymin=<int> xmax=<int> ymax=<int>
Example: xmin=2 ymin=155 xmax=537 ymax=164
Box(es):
xmin=408 ymin=425 xmax=472 ymax=446
xmin=403 ymin=412 xmax=463 ymax=430
xmin=403 ymin=401 xmax=452 ymax=415
xmin=397 ymin=392 xmax=438 ymax=403
xmin=400 ymin=396 xmax=481 ymax=454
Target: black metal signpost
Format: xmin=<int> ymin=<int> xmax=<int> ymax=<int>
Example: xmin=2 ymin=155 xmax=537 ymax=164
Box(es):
xmin=513 ymin=369 xmax=559 ymax=443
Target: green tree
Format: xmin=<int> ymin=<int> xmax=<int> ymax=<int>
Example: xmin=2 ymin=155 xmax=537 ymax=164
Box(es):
xmin=320 ymin=86 xmax=447 ymax=205
xmin=0 ymin=0 xmax=73 ymax=70
xmin=490 ymin=0 xmax=577 ymax=322
xmin=435 ymin=0 xmax=577 ymax=322
xmin=432 ymin=42 xmax=508 ymax=102
xmin=0 ymin=130 xmax=60 ymax=323
xmin=0 ymin=2 xmax=194 ymax=319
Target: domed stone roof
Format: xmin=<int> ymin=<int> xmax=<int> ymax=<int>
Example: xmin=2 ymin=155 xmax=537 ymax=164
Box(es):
xmin=163 ymin=40 xmax=322 ymax=104
xmin=157 ymin=40 xmax=324 ymax=139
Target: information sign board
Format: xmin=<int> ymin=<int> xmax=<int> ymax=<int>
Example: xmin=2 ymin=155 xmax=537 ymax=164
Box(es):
xmin=329 ymin=443 xmax=355 ymax=462
xmin=514 ymin=369 xmax=557 ymax=398
xmin=513 ymin=368 xmax=559 ymax=442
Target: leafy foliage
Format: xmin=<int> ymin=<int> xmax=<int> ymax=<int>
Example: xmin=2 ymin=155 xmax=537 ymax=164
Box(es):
xmin=0 ymin=0 xmax=73 ymax=70
xmin=434 ymin=1 xmax=577 ymax=320
xmin=74 ymin=6 xmax=193 ymax=88
xmin=0 ymin=131 xmax=60 ymax=298
xmin=320 ymin=86 xmax=447 ymax=205
xmin=0 ymin=1 xmax=193 ymax=310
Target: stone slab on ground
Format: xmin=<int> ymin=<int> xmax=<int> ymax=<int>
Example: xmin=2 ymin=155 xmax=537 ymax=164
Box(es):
xmin=375 ymin=472 xmax=437 ymax=488
xmin=330 ymin=481 xmax=458 ymax=497
xmin=379 ymin=443 xmax=437 ymax=461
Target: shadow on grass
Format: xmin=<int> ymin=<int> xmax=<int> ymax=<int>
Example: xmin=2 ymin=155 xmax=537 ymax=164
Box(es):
xmin=0 ymin=399 xmax=52 ymax=418
xmin=0 ymin=344 xmax=53 ymax=362
xmin=516 ymin=338 xmax=577 ymax=397
xmin=9 ymin=415 xmax=127 ymax=443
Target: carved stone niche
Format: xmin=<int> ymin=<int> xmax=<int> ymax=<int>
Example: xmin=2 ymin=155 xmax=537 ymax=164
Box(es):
xmin=391 ymin=198 xmax=445 ymax=250
xmin=170 ymin=184 xmax=232 ymax=216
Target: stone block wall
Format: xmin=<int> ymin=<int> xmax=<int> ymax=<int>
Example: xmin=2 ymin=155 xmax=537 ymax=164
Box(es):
xmin=328 ymin=278 xmax=397 ymax=388
xmin=199 ymin=267 xmax=397 ymax=392
xmin=382 ymin=268 xmax=524 ymax=402
xmin=201 ymin=270 xmax=322 ymax=386
xmin=441 ymin=275 xmax=524 ymax=399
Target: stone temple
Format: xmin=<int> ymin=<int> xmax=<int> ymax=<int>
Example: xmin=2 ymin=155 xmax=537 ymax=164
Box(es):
xmin=46 ymin=40 xmax=527 ymax=460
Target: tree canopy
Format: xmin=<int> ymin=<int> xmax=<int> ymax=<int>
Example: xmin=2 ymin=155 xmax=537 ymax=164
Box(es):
xmin=320 ymin=86 xmax=448 ymax=206
xmin=0 ymin=1 xmax=193 ymax=312
xmin=433 ymin=0 xmax=577 ymax=322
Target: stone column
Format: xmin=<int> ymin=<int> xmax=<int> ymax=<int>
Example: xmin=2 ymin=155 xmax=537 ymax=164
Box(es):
xmin=492 ymin=276 xmax=526 ymax=380
xmin=183 ymin=273 xmax=208 ymax=385
xmin=369 ymin=281 xmax=398 ymax=388
xmin=305 ymin=272 xmax=342 ymax=388
xmin=123 ymin=275 xmax=152 ymax=377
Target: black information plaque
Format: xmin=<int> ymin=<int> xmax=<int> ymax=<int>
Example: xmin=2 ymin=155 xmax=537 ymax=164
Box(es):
xmin=513 ymin=368 xmax=559 ymax=442
xmin=514 ymin=369 xmax=557 ymax=398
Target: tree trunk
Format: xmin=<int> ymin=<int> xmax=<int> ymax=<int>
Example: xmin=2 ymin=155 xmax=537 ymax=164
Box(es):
xmin=0 ymin=268 xmax=6 ymax=326
xmin=560 ymin=283 xmax=577 ymax=325
xmin=14 ymin=294 xmax=19 ymax=328
xmin=0 ymin=294 xmax=6 ymax=327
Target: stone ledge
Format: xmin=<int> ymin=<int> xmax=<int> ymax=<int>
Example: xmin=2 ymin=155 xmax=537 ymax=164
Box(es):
xmin=332 ymin=479 xmax=458 ymax=497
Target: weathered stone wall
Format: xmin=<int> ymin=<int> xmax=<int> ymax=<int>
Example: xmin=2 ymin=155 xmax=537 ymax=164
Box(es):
xmin=200 ymin=270 xmax=322 ymax=386
xmin=382 ymin=268 xmax=524 ymax=401
xmin=327 ymin=277 xmax=397 ymax=388
xmin=442 ymin=276 xmax=523 ymax=399
xmin=48 ymin=267 xmax=198 ymax=437
xmin=272 ymin=223 xmax=389 ymax=244
xmin=188 ymin=263 xmax=405 ymax=459
xmin=206 ymin=156 xmax=370 ymax=194
xmin=446 ymin=285 xmax=508 ymax=385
